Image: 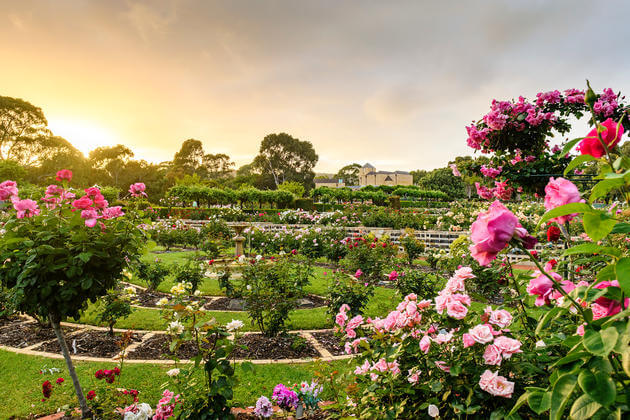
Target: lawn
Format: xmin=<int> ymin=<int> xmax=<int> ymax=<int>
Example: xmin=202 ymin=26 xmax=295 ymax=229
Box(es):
xmin=0 ymin=349 xmax=351 ymax=418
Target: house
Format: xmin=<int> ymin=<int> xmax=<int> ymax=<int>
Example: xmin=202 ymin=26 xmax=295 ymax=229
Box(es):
xmin=358 ymin=163 xmax=413 ymax=186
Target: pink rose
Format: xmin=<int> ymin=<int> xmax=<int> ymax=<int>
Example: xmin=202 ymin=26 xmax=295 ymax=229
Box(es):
xmin=469 ymin=201 xmax=525 ymax=266
xmin=469 ymin=324 xmax=494 ymax=344
xmin=576 ymin=324 xmax=585 ymax=336
xmin=434 ymin=294 xmax=449 ymax=314
xmin=0 ymin=180 xmax=19 ymax=201
xmin=434 ymin=361 xmax=450 ymax=373
xmin=372 ymin=358 xmax=389 ymax=372
xmin=347 ymin=315 xmax=363 ymax=330
xmin=13 ymin=198 xmax=40 ymax=218
xmin=578 ymin=118 xmax=624 ymax=158
xmin=432 ymin=332 xmax=453 ymax=345
xmin=544 ymin=177 xmax=584 ymax=224
xmin=483 ymin=344 xmax=503 ymax=365
xmin=462 ymin=333 xmax=475 ymax=348
xmin=446 ymin=301 xmax=468 ymax=320
xmin=407 ymin=370 xmax=420 ymax=384
xmin=388 ymin=271 xmax=398 ymax=281
xmin=129 ymin=182 xmax=147 ymax=198
xmin=102 ymin=206 xmax=124 ymax=219
xmin=72 ymin=196 xmax=93 ymax=210
xmin=453 ymin=266 xmax=475 ymax=280
xmin=335 ymin=311 xmax=348 ymax=327
xmin=339 ymin=304 xmax=350 ymax=313
xmin=479 ymin=370 xmax=514 ymax=398
xmin=55 ymin=169 xmax=73 ymax=182
xmin=354 ymin=269 xmax=363 ymax=278
xmin=527 ymin=270 xmax=561 ymax=306
xmin=489 ymin=309 xmax=513 ymax=328
xmin=493 ymin=336 xmax=522 ymax=359
xmin=81 ymin=208 xmax=99 ymax=227
xmin=419 ymin=335 xmax=431 ymax=353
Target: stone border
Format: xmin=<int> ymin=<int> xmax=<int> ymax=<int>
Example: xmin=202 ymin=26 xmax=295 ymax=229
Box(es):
xmin=0 ymin=317 xmax=352 ymax=365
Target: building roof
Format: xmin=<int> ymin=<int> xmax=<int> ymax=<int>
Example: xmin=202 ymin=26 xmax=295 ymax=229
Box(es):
xmin=315 ymin=178 xmax=340 ymax=184
xmin=362 ymin=163 xmax=375 ymax=169
xmin=394 ymin=170 xmax=410 ymax=175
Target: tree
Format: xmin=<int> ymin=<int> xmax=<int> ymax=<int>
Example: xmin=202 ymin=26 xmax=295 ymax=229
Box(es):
xmin=418 ymin=167 xmax=467 ymax=199
xmin=0 ymin=95 xmax=51 ymax=165
xmin=172 ymin=139 xmax=206 ymax=176
xmin=334 ymin=163 xmax=361 ymax=186
xmin=278 ymin=180 xmax=305 ymax=198
xmin=88 ymin=144 xmax=134 ymax=187
xmin=253 ymin=133 xmax=318 ymax=190
xmin=409 ymin=169 xmax=428 ymax=185
xmin=204 ymin=153 xmax=234 ymax=179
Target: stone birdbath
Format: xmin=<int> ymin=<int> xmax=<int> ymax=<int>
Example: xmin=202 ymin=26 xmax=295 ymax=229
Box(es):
xmin=232 ymin=223 xmax=248 ymax=257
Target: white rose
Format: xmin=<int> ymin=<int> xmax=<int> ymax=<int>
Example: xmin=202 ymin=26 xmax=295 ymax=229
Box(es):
xmin=166 ymin=368 xmax=180 ymax=377
xmin=428 ymin=404 xmax=439 ymax=418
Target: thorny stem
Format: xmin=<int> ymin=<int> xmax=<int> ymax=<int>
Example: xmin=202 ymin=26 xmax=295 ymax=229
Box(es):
xmin=505 ymin=259 xmax=536 ymax=337
xmin=520 ymin=247 xmax=588 ymax=322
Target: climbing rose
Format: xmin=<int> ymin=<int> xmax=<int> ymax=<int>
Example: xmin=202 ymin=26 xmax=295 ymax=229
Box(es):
xmin=578 ymin=118 xmax=624 ymax=158
xmin=55 ymin=169 xmax=73 ymax=182
xmin=544 ymin=177 xmax=584 ymax=224
xmin=469 ymin=201 xmax=536 ymax=266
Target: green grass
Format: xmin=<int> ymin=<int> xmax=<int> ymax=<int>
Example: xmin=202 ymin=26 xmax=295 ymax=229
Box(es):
xmin=0 ymin=349 xmax=351 ymax=418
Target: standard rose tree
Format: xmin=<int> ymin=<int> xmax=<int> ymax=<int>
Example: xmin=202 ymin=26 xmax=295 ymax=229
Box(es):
xmin=0 ymin=170 xmax=146 ymax=418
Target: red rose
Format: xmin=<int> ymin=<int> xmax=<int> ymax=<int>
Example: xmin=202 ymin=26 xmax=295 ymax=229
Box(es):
xmin=86 ymin=390 xmax=96 ymax=400
xmin=546 ymin=225 xmax=561 ymax=242
xmin=42 ymin=380 xmax=53 ymax=398
xmin=56 ymin=377 xmax=64 ymax=385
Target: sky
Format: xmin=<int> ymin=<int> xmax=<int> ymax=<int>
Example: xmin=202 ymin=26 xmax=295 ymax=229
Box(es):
xmin=2 ymin=0 xmax=630 ymax=173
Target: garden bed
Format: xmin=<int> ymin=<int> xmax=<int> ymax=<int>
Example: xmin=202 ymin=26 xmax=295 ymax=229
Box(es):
xmin=204 ymin=294 xmax=327 ymax=311
xmin=33 ymin=330 xmax=144 ymax=358
xmin=310 ymin=331 xmax=346 ymax=356
xmin=126 ymin=333 xmax=215 ymax=360
xmin=231 ymin=333 xmax=320 ymax=360
xmin=0 ymin=322 xmax=78 ymax=349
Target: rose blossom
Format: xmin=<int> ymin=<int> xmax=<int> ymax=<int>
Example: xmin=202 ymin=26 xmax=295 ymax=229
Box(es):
xmin=55 ymin=169 xmax=73 ymax=182
xmin=419 ymin=335 xmax=431 ymax=353
xmin=129 ymin=182 xmax=147 ymax=198
xmin=544 ymin=177 xmax=584 ymax=224
xmin=488 ymin=309 xmax=513 ymax=328
xmin=81 ymin=208 xmax=99 ymax=227
xmin=0 ymin=180 xmax=19 ymax=201
xmin=428 ymin=404 xmax=440 ymax=418
xmin=578 ymin=118 xmax=624 ymax=158
xmin=527 ymin=267 xmax=562 ymax=306
xmin=493 ymin=336 xmax=522 ymax=358
xmin=479 ymin=370 xmax=514 ymax=398
xmin=469 ymin=201 xmax=535 ymax=266
xmin=468 ymin=324 xmax=494 ymax=344
xmin=483 ymin=344 xmax=503 ymax=365
xmin=462 ymin=333 xmax=475 ymax=348
xmin=13 ymin=199 xmax=40 ymax=218
xmin=446 ymin=300 xmax=468 ymax=320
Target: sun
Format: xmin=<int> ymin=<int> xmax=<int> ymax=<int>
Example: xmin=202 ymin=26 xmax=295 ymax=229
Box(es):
xmin=47 ymin=117 xmax=119 ymax=157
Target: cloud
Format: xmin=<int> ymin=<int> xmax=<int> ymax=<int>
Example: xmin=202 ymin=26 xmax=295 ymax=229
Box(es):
xmin=121 ymin=0 xmax=179 ymax=41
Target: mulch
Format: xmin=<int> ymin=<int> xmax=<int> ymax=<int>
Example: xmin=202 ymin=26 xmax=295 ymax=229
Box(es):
xmin=310 ymin=331 xmax=346 ymax=356
xmin=231 ymin=333 xmax=320 ymax=360
xmin=131 ymin=287 xmax=213 ymax=308
xmin=0 ymin=322 xmax=77 ymax=349
xmin=204 ymin=294 xmax=327 ymax=311
xmin=126 ymin=333 xmax=214 ymax=360
xmin=33 ymin=330 xmax=144 ymax=358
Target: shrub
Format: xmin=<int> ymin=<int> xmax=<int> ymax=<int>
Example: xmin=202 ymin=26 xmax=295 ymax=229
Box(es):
xmin=399 ymin=229 xmax=425 ymax=264
xmin=394 ymin=269 xmax=441 ymax=301
xmin=342 ymin=235 xmax=397 ymax=283
xmin=134 ymin=258 xmax=170 ymax=291
xmin=97 ymin=287 xmax=134 ymax=335
xmin=327 ymin=271 xmax=374 ymax=321
xmin=239 ymin=255 xmax=309 ymax=336
xmin=170 ymin=258 xmax=206 ymax=293
xmin=200 ymin=238 xmax=220 ymax=259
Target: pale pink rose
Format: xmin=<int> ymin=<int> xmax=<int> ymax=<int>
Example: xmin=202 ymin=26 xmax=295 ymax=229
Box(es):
xmin=443 ymin=276 xmax=465 ymax=294
xmin=406 ymin=301 xmax=417 ymax=317
xmin=354 ymin=360 xmax=370 ymax=375
xmin=418 ymin=300 xmax=432 ymax=309
xmin=369 ymin=373 xmax=378 ymax=381
xmin=383 ymin=310 xmax=401 ymax=331
xmin=339 ymin=304 xmax=350 ymax=313
xmin=489 ymin=309 xmax=513 ymax=328
xmin=469 ymin=201 xmax=532 ymax=266
xmin=434 ymin=361 xmax=450 ymax=373
xmin=129 ymin=182 xmax=147 ymax=198
xmin=406 ymin=293 xmax=417 ymax=301
xmin=407 ymin=371 xmax=420 ymax=384
xmin=544 ymin=177 xmax=585 ymax=224
xmin=432 ymin=332 xmax=453 ymax=345
xmin=434 ymin=294 xmax=449 ymax=314
xmin=372 ymin=358 xmax=388 ymax=372
xmin=483 ymin=344 xmax=503 ymax=365
xmin=345 ymin=327 xmax=356 ymax=339
xmin=388 ymin=360 xmax=400 ymax=376
xmin=335 ymin=311 xmax=348 ymax=327
xmin=347 ymin=315 xmax=363 ymax=330
xmin=462 ymin=333 xmax=475 ymax=348
xmin=469 ymin=324 xmax=494 ymax=344
xmin=13 ymin=198 xmax=40 ymax=218
xmin=453 ymin=266 xmax=476 ymax=280
xmin=493 ymin=336 xmax=522 ymax=359
xmin=419 ymin=335 xmax=431 ymax=353
xmin=446 ymin=301 xmax=468 ymax=320
xmin=576 ymin=324 xmax=585 ymax=336
xmin=81 ymin=208 xmax=99 ymax=227
xmin=479 ymin=370 xmax=514 ymax=398
xmin=451 ymin=294 xmax=471 ymax=306
xmin=102 ymin=206 xmax=124 ymax=219
xmin=344 ymin=342 xmax=352 ymax=355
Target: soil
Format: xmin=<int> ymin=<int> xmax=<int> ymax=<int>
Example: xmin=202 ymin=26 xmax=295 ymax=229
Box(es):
xmin=310 ymin=331 xmax=346 ymax=356
xmin=204 ymin=294 xmax=327 ymax=311
xmin=130 ymin=287 xmax=213 ymax=308
xmin=0 ymin=315 xmax=22 ymax=329
xmin=33 ymin=330 xmax=144 ymax=358
xmin=231 ymin=333 xmax=320 ymax=360
xmin=0 ymin=322 xmax=77 ymax=348
xmin=126 ymin=333 xmax=215 ymax=360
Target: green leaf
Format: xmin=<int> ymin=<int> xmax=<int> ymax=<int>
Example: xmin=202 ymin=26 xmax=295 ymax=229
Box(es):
xmin=564 ymin=154 xmax=596 ymax=176
xmin=583 ymin=212 xmax=617 ymax=242
xmin=597 ymin=265 xmax=617 ymax=282
xmin=589 ymin=178 xmax=626 ymax=203
xmin=552 ymin=351 xmax=590 ymax=367
xmin=538 ymin=203 xmax=593 ymax=228
xmin=508 ymin=391 xmax=529 ymax=416
xmin=583 ymin=327 xmax=618 ymax=357
xmin=615 ymin=257 xmax=630 ymax=296
xmin=536 ymin=306 xmax=565 ymax=335
xmin=562 ymin=137 xmax=584 ymax=155
xmin=562 ymin=243 xmax=620 ymax=258
xmin=611 ymin=223 xmax=630 ymax=234
xmin=528 ymin=391 xmax=551 ymax=415
xmin=622 ymin=349 xmax=630 ymax=377
xmin=578 ymin=369 xmax=616 ymax=406
xmin=570 ymin=394 xmax=602 ymax=419
xmin=550 ymin=374 xmax=577 ymax=420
